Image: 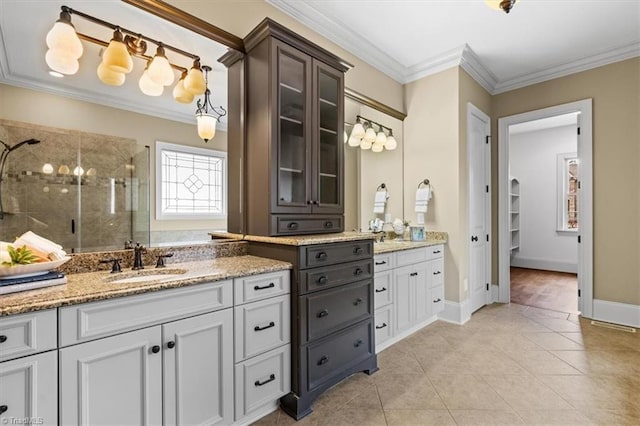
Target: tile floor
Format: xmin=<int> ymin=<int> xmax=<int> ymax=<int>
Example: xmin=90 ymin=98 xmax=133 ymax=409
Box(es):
xmin=253 ymin=303 xmax=640 ymax=425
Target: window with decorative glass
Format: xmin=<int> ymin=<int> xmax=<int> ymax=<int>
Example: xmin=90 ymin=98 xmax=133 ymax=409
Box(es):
xmin=557 ymin=153 xmax=578 ymax=231
xmin=156 ymin=141 xmax=226 ymax=219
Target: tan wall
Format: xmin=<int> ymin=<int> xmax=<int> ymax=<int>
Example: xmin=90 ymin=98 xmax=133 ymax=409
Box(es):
xmin=403 ymin=67 xmax=462 ymax=302
xmin=164 ymin=0 xmax=404 ymax=113
xmin=0 ymin=84 xmax=228 ymax=237
xmin=492 ymin=57 xmax=640 ymax=305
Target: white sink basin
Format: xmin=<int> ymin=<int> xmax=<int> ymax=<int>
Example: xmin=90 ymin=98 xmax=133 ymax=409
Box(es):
xmin=104 ymin=268 xmax=187 ymax=285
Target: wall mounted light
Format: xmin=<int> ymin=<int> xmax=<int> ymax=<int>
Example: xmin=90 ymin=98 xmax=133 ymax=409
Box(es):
xmin=195 ymin=66 xmax=227 ymax=142
xmin=346 ymin=115 xmax=397 ymax=152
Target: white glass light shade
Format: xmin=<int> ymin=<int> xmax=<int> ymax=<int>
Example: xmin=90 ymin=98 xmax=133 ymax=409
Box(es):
xmin=97 ymin=62 xmax=125 ymax=86
xmin=46 ymin=21 xmax=83 ymax=58
xmin=343 ymin=130 xmax=348 ymax=144
xmin=360 ymin=139 xmax=373 ymax=150
xmin=348 ymin=136 xmax=361 ymax=147
xmin=385 ymin=135 xmax=398 ymax=150
xmin=375 ymin=131 xmax=387 ymax=146
xmin=197 ymin=113 xmax=217 ymax=142
xmin=42 ymin=163 xmax=54 ymax=174
xmin=147 ymin=48 xmax=174 ymax=86
xmin=371 ymin=142 xmax=384 ymax=153
xmin=73 ymin=166 xmax=84 ymax=176
xmin=139 ymin=70 xmax=163 ymax=96
xmin=86 ymin=168 xmax=97 ymax=177
xmin=351 ymin=122 xmax=365 ymax=139
xmin=45 ymin=49 xmax=79 ymax=75
xmin=102 ymin=33 xmax=133 ymax=74
xmin=184 ymin=66 xmax=206 ymax=95
xmin=172 ymin=78 xmax=194 ymax=103
xmin=363 ymin=127 xmax=377 ymax=144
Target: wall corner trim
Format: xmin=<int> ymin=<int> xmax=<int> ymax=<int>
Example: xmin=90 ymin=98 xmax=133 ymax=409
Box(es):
xmin=438 ymin=299 xmax=472 ymax=325
xmin=592 ymin=299 xmax=640 ymax=328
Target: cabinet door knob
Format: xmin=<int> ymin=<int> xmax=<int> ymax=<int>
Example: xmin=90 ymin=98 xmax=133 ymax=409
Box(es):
xmin=316 ymin=252 xmax=328 ymax=261
xmin=375 ymin=323 xmax=387 ymax=329
xmin=354 ymin=339 xmax=363 ymax=347
xmin=287 ymin=222 xmax=299 ymax=230
xmin=0 ymin=335 xmax=7 ymax=343
xmin=324 ymin=221 xmax=333 ymax=229
xmin=318 ymin=355 xmax=329 ymax=365
xmin=254 ymin=282 xmax=276 ymax=291
xmin=254 ymin=321 xmax=276 ymax=331
xmin=353 ymin=298 xmax=363 ymax=306
xmin=0 ymin=405 xmax=7 ymax=415
xmin=254 ymin=374 xmax=276 ymax=387
xmin=353 ymin=247 xmax=363 ymax=255
xmin=317 ymin=309 xmax=329 ymax=318
xmin=317 ymin=275 xmax=328 ymax=285
xmin=375 ymin=287 xmax=387 ymax=293
xmin=307 ymin=200 xmax=312 ymax=205
xmin=354 ymin=267 xmax=363 ymax=276
xmin=167 ymin=341 xmax=176 ymax=349
xmin=151 ymin=345 xmax=161 ymax=354
xmin=313 ymin=200 xmax=319 ymax=205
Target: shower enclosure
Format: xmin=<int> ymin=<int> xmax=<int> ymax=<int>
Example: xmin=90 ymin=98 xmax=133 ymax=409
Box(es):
xmin=0 ymin=119 xmax=150 ymax=253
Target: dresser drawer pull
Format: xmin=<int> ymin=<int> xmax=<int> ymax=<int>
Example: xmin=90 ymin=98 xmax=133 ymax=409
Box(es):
xmin=433 ymin=298 xmax=442 ymax=303
xmin=353 ymin=247 xmax=364 ymax=255
xmin=354 ymin=267 xmax=363 ymax=276
xmin=317 ymin=275 xmax=328 ymax=285
xmin=410 ymin=272 xmax=418 ymax=277
xmin=353 ymin=298 xmax=363 ymax=306
xmin=375 ymin=260 xmax=387 ymax=265
xmin=254 ymin=374 xmax=276 ymax=387
xmin=317 ymin=356 xmax=329 ymax=365
xmin=375 ymin=287 xmax=387 ymax=293
xmin=354 ymin=339 xmax=364 ymax=348
xmin=254 ymin=321 xmax=276 ymax=332
xmin=433 ymin=250 xmax=441 ymax=254
xmin=254 ymin=282 xmax=276 ymax=291
xmin=324 ymin=221 xmax=333 ymax=229
xmin=317 ymin=309 xmax=329 ymax=318
xmin=287 ymin=222 xmax=299 ymax=230
xmin=316 ymin=252 xmax=328 ymax=261
xmin=375 ymin=323 xmax=387 ymax=330
xmin=0 ymin=335 xmax=7 ymax=343
xmin=433 ymin=271 xmax=442 ymax=275
xmin=0 ymin=405 xmax=7 ymax=415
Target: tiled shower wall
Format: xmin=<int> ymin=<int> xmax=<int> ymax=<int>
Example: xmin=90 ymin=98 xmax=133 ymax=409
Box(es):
xmin=0 ymin=119 xmax=149 ymax=252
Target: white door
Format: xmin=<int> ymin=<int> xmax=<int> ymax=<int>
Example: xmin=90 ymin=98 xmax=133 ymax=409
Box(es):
xmin=59 ymin=326 xmax=163 ymax=426
xmin=163 ymin=309 xmax=234 ymax=426
xmin=467 ymin=103 xmax=491 ymax=314
xmin=0 ymin=351 xmax=58 ymax=426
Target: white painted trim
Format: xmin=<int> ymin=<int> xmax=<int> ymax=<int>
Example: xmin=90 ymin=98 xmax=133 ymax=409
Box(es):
xmin=498 ymin=99 xmax=593 ymax=319
xmin=593 ymin=299 xmax=640 ymax=328
xmin=438 ymin=299 xmax=472 ymax=325
xmin=459 ymin=46 xmax=498 ymax=94
xmin=491 ymin=284 xmax=500 ymax=303
xmin=233 ymin=400 xmax=280 ymax=426
xmin=510 ymin=257 xmax=577 ymax=274
xmin=375 ymin=315 xmax=438 ymax=353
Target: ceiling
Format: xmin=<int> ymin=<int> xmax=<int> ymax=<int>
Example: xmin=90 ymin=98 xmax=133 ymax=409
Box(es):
xmin=0 ymin=0 xmax=229 ymax=126
xmin=267 ymin=0 xmax=640 ymax=94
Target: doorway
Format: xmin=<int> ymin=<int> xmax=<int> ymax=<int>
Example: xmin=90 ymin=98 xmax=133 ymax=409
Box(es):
xmin=498 ymin=99 xmax=593 ymax=318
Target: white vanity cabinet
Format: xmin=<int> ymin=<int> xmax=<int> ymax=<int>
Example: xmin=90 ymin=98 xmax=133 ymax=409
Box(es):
xmin=373 ymin=244 xmax=445 ymax=352
xmin=0 ymin=310 xmax=58 ymax=426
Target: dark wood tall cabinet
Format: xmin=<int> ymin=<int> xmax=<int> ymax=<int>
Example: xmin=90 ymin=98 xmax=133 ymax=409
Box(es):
xmin=223 ymin=19 xmax=349 ymax=236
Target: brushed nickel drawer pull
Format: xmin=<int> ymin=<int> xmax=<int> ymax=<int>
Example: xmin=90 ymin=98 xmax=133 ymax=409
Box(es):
xmin=317 ymin=309 xmax=329 ymax=318
xmin=375 ymin=287 xmax=387 ymax=293
xmin=254 ymin=282 xmax=276 ymax=291
xmin=254 ymin=374 xmax=276 ymax=387
xmin=254 ymin=321 xmax=276 ymax=331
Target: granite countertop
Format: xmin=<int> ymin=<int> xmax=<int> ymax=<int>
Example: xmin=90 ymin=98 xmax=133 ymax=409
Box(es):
xmin=373 ymin=231 xmax=448 ymax=254
xmin=211 ymin=231 xmax=375 ymax=246
xmin=0 ymin=255 xmax=291 ymax=317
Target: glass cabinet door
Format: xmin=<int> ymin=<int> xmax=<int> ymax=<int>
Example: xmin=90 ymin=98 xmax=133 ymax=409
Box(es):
xmin=275 ymin=43 xmax=312 ymax=212
xmin=313 ymin=60 xmax=344 ymax=213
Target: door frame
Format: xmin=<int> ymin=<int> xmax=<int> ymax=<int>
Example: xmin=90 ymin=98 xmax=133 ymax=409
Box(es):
xmin=467 ymin=103 xmax=492 ymax=310
xmin=497 ymin=99 xmax=593 ymax=318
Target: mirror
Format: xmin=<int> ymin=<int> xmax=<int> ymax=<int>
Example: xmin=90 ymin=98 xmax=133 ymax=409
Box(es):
xmin=344 ymin=94 xmax=405 ymax=232
xmin=0 ymin=0 xmax=231 ymax=252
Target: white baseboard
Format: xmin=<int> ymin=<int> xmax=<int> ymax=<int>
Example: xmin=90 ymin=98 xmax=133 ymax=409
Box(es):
xmin=511 ymin=257 xmax=578 ymax=274
xmin=376 ymin=315 xmax=438 ymax=353
xmin=438 ymin=299 xmax=471 ymax=325
xmin=592 ymin=299 xmax=640 ymax=328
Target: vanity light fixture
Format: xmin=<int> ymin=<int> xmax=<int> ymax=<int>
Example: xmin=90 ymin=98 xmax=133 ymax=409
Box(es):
xmin=195 ymin=66 xmax=227 ymax=142
xmin=485 ymin=0 xmax=517 ymax=14
xmin=346 ymin=115 xmax=397 ymax=152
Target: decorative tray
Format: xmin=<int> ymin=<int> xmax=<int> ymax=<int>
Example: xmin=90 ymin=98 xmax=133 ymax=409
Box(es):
xmin=0 ymin=257 xmax=71 ymax=279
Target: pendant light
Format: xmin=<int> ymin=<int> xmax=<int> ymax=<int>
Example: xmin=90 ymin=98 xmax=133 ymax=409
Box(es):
xmin=195 ymin=66 xmax=227 ymax=142
xmin=102 ymin=28 xmax=133 ymax=74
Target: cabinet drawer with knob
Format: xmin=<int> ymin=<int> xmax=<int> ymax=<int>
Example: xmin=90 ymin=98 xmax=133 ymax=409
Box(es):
xmin=430 ymin=285 xmax=445 ymax=315
xmin=273 ymin=215 xmax=343 ymax=236
xmin=301 ymin=280 xmax=371 ymax=343
xmin=306 ymin=318 xmax=373 ymax=392
xmin=0 ymin=309 xmax=57 ymax=362
xmin=373 ymin=253 xmax=393 ymax=272
xmin=426 ymin=244 xmax=444 ymax=260
xmin=301 ymin=240 xmax=373 ymax=269
xmin=234 ymin=295 xmax=290 ymax=362
xmin=373 ymin=270 xmax=393 ymax=309
xmin=374 ymin=305 xmax=392 ymax=346
xmin=429 ymin=259 xmax=445 ymax=287
xmin=234 ymin=270 xmax=290 ymax=305
xmin=299 ymin=259 xmax=372 ymax=294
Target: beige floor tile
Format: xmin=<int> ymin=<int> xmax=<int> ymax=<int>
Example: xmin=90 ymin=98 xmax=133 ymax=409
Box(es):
xmin=488 ymin=333 xmax=545 ymax=352
xmin=467 ymin=350 xmax=530 ymax=376
xmin=376 ymin=373 xmax=446 ymax=410
xmin=449 ymin=409 xmax=525 ymax=425
xmin=384 ymin=409 xmax=456 ymax=425
xmin=343 ymin=384 xmax=382 ymax=410
xmin=429 ymin=374 xmax=510 ymax=410
xmin=481 ymin=375 xmax=573 ymax=411
xmin=580 ymin=408 xmax=640 ymax=425
xmin=413 ymin=349 xmax=458 ymax=376
xmin=538 ymin=374 xmax=640 ymax=411
xmin=251 ymin=408 xmax=280 ymax=425
xmin=503 ymin=350 xmax=583 ymax=375
xmin=316 ymin=407 xmax=387 ymax=426
xmin=551 ymin=349 xmax=640 ymax=376
xmin=515 ymin=409 xmax=592 ymax=425
xmin=522 ymin=332 xmax=584 ymax=350
xmin=528 ymin=317 xmax=584 ymax=333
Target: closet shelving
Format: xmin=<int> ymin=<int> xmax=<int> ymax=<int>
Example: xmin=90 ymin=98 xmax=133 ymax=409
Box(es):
xmin=510 ymin=177 xmax=520 ymax=252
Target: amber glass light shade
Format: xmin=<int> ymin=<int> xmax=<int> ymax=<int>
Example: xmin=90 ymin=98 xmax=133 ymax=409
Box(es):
xmin=97 ymin=62 xmax=125 ymax=86
xmin=184 ymin=60 xmax=206 ymax=95
xmin=173 ymin=72 xmax=194 ymax=103
xmin=103 ymin=29 xmax=133 ymax=74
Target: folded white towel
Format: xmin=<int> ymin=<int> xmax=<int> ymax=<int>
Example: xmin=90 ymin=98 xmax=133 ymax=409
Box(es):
xmin=14 ymin=231 xmax=66 ymax=260
xmin=374 ymin=191 xmax=388 ymax=203
xmin=415 ymin=186 xmax=432 ymax=213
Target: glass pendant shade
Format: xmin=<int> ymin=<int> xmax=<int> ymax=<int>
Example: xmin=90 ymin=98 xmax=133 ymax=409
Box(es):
xmin=102 ymin=30 xmax=133 ymax=74
xmin=197 ymin=113 xmax=217 ymax=142
xmin=363 ymin=127 xmax=377 ymax=144
xmin=375 ymin=130 xmax=387 ymax=146
xmin=343 ymin=130 xmax=348 ymax=144
xmin=46 ymin=20 xmax=83 ymax=59
xmin=360 ymin=139 xmax=373 ymax=150
xmin=73 ymin=166 xmax=84 ymax=176
xmin=139 ymin=70 xmax=163 ymax=96
xmin=97 ymin=62 xmax=125 ymax=86
xmin=42 ymin=163 xmax=54 ymax=174
xmin=184 ymin=63 xmax=206 ymax=95
xmin=45 ymin=49 xmax=79 ymax=75
xmin=385 ymin=135 xmax=398 ymax=150
xmin=348 ymin=136 xmax=361 ymax=147
xmin=173 ymin=74 xmax=194 ymax=103
xmin=351 ymin=122 xmax=365 ymax=139
xmin=371 ymin=142 xmax=384 ymax=153
xmin=147 ymin=46 xmax=174 ymax=86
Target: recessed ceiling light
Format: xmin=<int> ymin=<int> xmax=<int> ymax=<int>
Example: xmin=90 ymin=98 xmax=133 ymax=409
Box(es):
xmin=48 ymin=70 xmax=64 ymax=78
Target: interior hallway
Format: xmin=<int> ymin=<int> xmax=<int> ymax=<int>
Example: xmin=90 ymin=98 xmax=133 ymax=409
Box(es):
xmin=510 ymin=267 xmax=578 ymax=314
xmin=254 ymin=303 xmax=640 ymax=425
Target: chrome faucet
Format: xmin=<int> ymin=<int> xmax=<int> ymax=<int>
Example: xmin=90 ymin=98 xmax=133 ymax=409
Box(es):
xmin=132 ymin=242 xmax=145 ymax=270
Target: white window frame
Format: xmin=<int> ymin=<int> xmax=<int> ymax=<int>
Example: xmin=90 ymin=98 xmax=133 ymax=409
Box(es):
xmin=556 ymin=152 xmax=578 ymax=233
xmin=155 ymin=141 xmax=227 ymax=220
